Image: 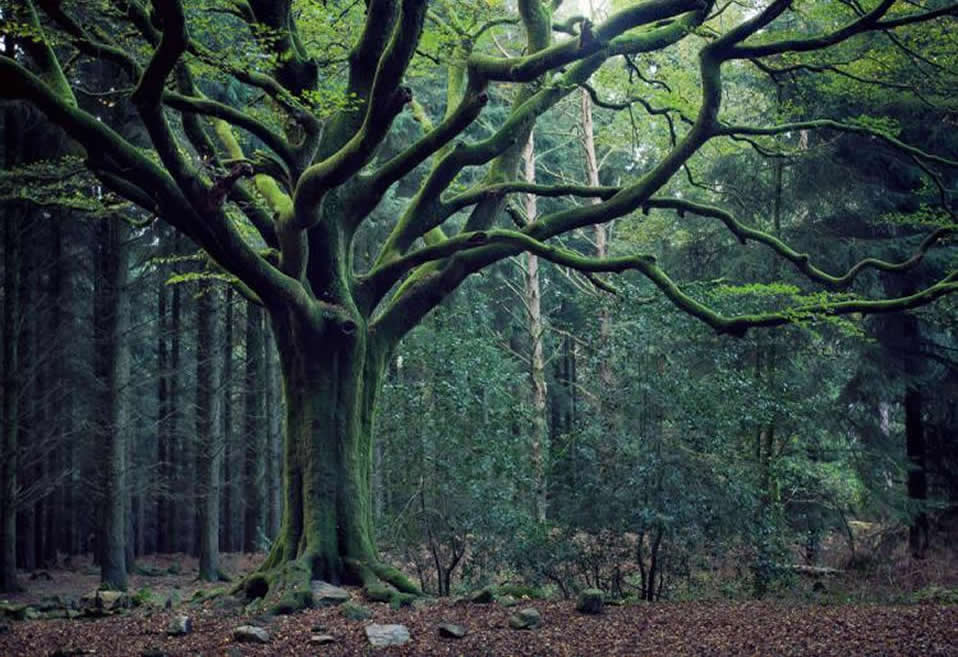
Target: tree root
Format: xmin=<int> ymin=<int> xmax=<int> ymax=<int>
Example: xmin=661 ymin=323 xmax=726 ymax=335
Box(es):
xmin=346 ymin=558 xmax=422 ymax=607
xmin=231 ymin=553 xmax=423 ymax=612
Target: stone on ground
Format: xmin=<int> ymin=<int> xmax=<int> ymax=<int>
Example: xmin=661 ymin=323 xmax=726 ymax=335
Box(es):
xmin=365 ymin=623 xmax=411 ymax=647
xmin=166 ymin=615 xmax=192 ymax=636
xmin=438 ymin=622 xmax=467 ymax=638
xmin=576 ymin=588 xmax=605 ymax=614
xmin=233 ymin=625 xmax=270 ymax=644
xmin=311 ymin=580 xmax=351 ymax=607
xmin=470 ymin=588 xmax=495 ymax=604
xmin=309 ymin=634 xmax=336 ymax=645
xmin=509 ymin=606 xmax=542 ymax=630
xmin=81 ymin=589 xmax=131 ymax=615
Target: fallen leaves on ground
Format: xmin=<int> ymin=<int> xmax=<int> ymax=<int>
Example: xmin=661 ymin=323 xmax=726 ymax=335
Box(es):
xmin=2 ymin=596 xmax=956 ymax=656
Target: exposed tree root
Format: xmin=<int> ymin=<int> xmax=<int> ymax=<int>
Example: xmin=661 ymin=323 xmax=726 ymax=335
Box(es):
xmin=347 ymin=558 xmax=421 ymax=607
xmin=231 ymin=553 xmax=423 ymax=614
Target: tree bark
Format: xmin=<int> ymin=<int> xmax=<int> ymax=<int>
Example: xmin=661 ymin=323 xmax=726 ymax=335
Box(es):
xmin=255 ymin=310 xmax=418 ymax=597
xmin=580 ymin=89 xmax=613 ymax=389
xmin=244 ymin=303 xmax=266 ymax=552
xmin=156 ymin=279 xmax=172 ymax=554
xmin=521 ymin=132 xmax=549 ymax=525
xmin=903 ymin=312 xmax=929 ymax=558
xmin=221 ymin=288 xmax=235 ymax=552
xmin=265 ymin=332 xmax=282 ymax=541
xmin=94 ymin=218 xmax=130 ymax=590
xmin=197 ymin=284 xmax=223 ymax=580
xmin=1 ymin=207 xmax=22 ymax=593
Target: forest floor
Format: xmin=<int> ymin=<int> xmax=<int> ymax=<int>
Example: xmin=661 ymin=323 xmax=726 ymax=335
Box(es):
xmin=1 ymin=553 xmax=957 ymax=656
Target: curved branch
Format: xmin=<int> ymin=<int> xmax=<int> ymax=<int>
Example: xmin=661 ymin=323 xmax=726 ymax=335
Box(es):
xmin=371 ymin=10 xmax=710 ymax=272
xmin=645 ymin=198 xmax=954 ymax=288
xmin=468 ymin=0 xmax=706 ymax=82
xmin=717 ymin=120 xmax=958 ymax=168
xmin=728 ymin=0 xmax=900 ymax=59
xmin=163 ymin=92 xmax=297 ymax=171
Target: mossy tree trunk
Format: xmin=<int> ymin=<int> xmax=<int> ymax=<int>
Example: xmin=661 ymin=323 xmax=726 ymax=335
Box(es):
xmin=255 ymin=306 xmax=417 ymax=593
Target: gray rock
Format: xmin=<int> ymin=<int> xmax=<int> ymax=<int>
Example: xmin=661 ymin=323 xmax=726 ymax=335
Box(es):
xmin=0 ymin=603 xmax=28 ymax=620
xmin=508 ymin=606 xmax=542 ymax=630
xmin=576 ymin=588 xmax=604 ymax=614
xmin=81 ymin=589 xmax=130 ymax=614
xmin=340 ymin=602 xmax=373 ymax=621
xmin=167 ymin=615 xmax=192 ymax=636
xmin=311 ymin=580 xmax=351 ymax=607
xmin=438 ymin=622 xmax=467 ymax=638
xmin=470 ymin=588 xmax=495 ymax=604
xmin=233 ymin=624 xmax=270 ymax=644
xmin=364 ymin=623 xmax=411 ymax=648
xmin=498 ymin=594 xmax=519 ymax=607
xmin=309 ymin=634 xmax=336 ymax=645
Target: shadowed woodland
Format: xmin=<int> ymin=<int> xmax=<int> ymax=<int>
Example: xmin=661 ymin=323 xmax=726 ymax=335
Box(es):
xmin=1 ymin=0 xmax=958 ymax=654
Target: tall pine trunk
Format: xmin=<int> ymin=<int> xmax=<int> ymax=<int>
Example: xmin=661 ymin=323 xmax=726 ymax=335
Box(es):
xmin=1 ymin=207 xmax=22 ymax=593
xmin=197 ymin=284 xmax=223 ymax=580
xmin=94 ymin=219 xmax=130 ymax=590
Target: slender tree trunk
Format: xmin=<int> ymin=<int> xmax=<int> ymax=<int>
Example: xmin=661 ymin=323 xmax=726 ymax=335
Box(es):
xmin=521 ymin=132 xmax=548 ymax=524
xmin=170 ymin=270 xmax=185 ymax=554
xmin=17 ymin=228 xmax=37 ymax=572
xmin=94 ymin=219 xmax=130 ymax=590
xmin=221 ymin=288 xmax=234 ymax=552
xmin=903 ymin=313 xmax=929 ymax=558
xmin=1 ymin=208 xmax=22 ymax=593
xmin=156 ymin=280 xmax=172 ymax=554
xmin=197 ymin=284 xmax=223 ymax=580
xmin=581 ymin=90 xmax=613 ymax=389
xmin=244 ymin=303 xmax=265 ymax=552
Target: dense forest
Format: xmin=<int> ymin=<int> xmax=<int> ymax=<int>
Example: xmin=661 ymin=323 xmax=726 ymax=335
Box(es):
xmin=1 ymin=0 xmax=957 ymax=654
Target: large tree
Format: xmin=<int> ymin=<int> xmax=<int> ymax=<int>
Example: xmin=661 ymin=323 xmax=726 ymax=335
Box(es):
xmin=3 ymin=0 xmax=956 ymax=598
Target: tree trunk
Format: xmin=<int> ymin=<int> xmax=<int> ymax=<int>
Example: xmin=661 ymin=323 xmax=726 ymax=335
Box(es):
xmin=197 ymin=284 xmax=223 ymax=580
xmin=94 ymin=218 xmax=130 ymax=590
xmin=521 ymin=132 xmax=548 ymax=525
xmin=580 ymin=89 xmax=613 ymax=390
xmin=221 ymin=288 xmax=234 ymax=552
xmin=156 ymin=280 xmax=172 ymax=554
xmin=17 ymin=226 xmax=37 ymax=572
xmin=256 ymin=311 xmax=418 ymax=596
xmin=903 ymin=312 xmax=929 ymax=558
xmin=244 ymin=303 xmax=265 ymax=552
xmin=1 ymin=208 xmax=22 ymax=593
xmin=265 ymin=332 xmax=282 ymax=541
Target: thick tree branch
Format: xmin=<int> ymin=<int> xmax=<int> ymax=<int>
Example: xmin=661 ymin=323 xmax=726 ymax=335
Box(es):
xmin=293 ymin=0 xmax=427 ymax=231
xmin=468 ymin=0 xmax=706 ymax=82
xmin=369 ymin=10 xmax=709 ymax=279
